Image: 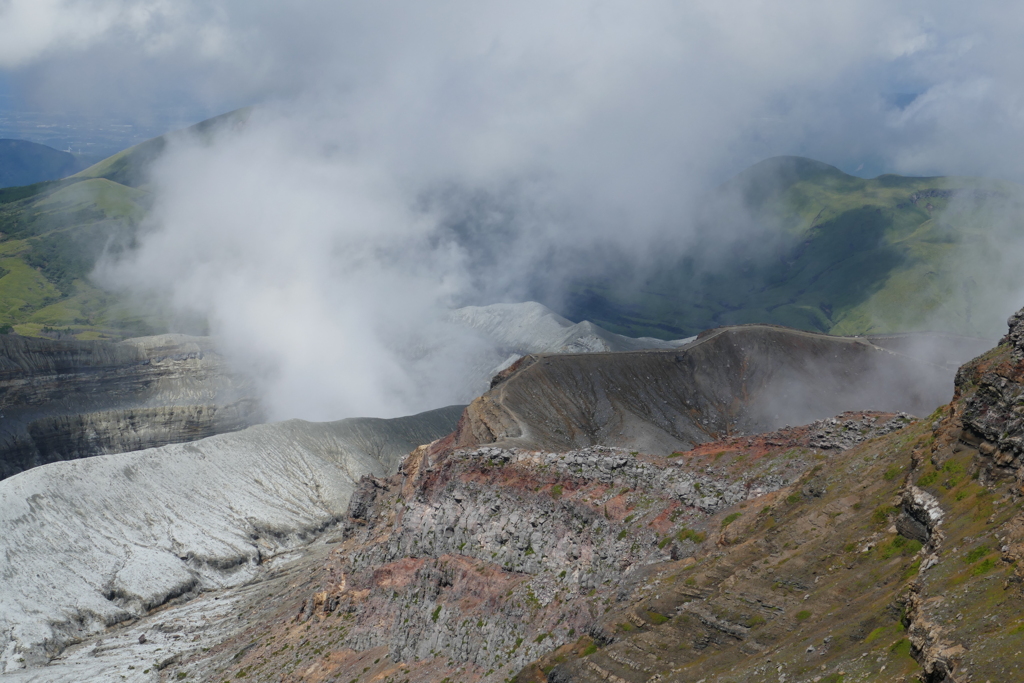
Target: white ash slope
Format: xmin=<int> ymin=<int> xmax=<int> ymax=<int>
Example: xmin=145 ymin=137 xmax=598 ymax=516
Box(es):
xmin=0 ymin=405 xmax=461 ymax=676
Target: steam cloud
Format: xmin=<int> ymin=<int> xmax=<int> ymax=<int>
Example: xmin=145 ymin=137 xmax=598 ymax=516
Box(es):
xmin=7 ymin=1 xmax=1024 ymax=419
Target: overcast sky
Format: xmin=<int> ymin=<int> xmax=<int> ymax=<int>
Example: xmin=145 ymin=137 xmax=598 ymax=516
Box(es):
xmin=5 ymin=1 xmax=1024 ymax=421
xmin=2 ymin=1 xmax=1024 ymax=180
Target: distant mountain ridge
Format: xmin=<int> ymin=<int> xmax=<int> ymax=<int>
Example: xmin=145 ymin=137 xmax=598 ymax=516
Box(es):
xmin=0 ymin=139 xmax=93 ymax=189
xmin=0 ymin=109 xmax=250 ymax=340
xmin=0 ymin=114 xmax=1023 ymax=341
xmin=560 ymin=155 xmax=1024 ymax=340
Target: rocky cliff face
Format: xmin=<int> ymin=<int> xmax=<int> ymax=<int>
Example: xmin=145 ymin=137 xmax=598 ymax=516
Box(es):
xmin=0 ymin=333 xmax=261 ymax=479
xmin=180 ymin=412 xmax=930 ymax=683
xmin=4 ymin=317 xmax=1022 ymax=683
xmin=171 ymin=315 xmax=1024 ymax=683
xmin=955 ymin=309 xmax=1024 ymax=487
xmin=452 ymin=325 xmax=956 ymax=455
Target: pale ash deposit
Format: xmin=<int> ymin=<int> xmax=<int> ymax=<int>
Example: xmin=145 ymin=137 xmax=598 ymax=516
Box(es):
xmin=0 ymin=406 xmax=461 ymax=676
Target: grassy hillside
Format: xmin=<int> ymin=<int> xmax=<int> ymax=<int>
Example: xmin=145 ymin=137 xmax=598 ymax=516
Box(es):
xmin=560 ymin=156 xmax=1024 ymax=339
xmin=0 ymin=133 xmax=1021 ymax=341
xmin=0 ymin=109 xmax=250 ymax=340
xmin=0 ymin=176 xmax=156 ymax=339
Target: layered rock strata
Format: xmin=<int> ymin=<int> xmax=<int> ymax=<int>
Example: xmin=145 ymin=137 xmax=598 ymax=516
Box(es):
xmin=0 ymin=334 xmax=261 ymax=478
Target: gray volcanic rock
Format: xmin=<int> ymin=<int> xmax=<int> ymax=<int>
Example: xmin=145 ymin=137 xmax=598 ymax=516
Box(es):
xmin=176 ymin=408 xmax=919 ymax=683
xmin=448 ymin=302 xmax=696 ymax=386
xmin=0 ymin=404 xmax=462 ymax=675
xmin=0 ymin=333 xmax=261 ymax=479
xmin=449 ymin=302 xmax=694 ymax=356
xmin=955 ymin=304 xmax=1024 ymax=484
xmin=451 ymin=324 xmax=958 ymax=455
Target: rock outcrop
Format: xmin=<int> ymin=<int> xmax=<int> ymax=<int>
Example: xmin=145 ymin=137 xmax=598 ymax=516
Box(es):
xmin=181 ymin=401 xmax=1024 ymax=683
xmin=955 ymin=308 xmax=1024 ymax=487
xmin=181 ymin=416 xmax=903 ymax=683
xmin=168 ymin=313 xmax=1024 ymax=683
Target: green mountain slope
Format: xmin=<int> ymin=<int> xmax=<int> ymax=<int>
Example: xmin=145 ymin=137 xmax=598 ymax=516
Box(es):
xmin=561 ymin=156 xmax=1024 ymax=339
xmin=0 ymin=131 xmax=1021 ymax=342
xmin=0 ymin=139 xmax=93 ymax=189
xmin=0 ymin=109 xmax=250 ymax=339
xmin=0 ymin=177 xmax=153 ymax=339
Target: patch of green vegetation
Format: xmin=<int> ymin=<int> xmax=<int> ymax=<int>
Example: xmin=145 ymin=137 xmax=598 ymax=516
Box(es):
xmin=550 ymin=484 xmax=563 ymax=499
xmin=943 ymin=460 xmax=966 ymax=475
xmin=646 ymin=611 xmax=669 ymax=625
xmin=534 ymin=632 xmax=550 ymax=643
xmin=431 ymin=605 xmax=442 ymax=622
xmin=617 ymin=530 xmax=628 ymax=540
xmin=863 ymin=622 xmax=903 ymax=644
xmin=582 ymin=642 xmax=598 ymax=656
xmin=746 ymin=614 xmax=766 ymax=628
xmin=883 ymin=465 xmax=903 ymax=481
xmin=965 ymin=545 xmax=991 ymax=564
xmin=721 ymin=512 xmax=742 ymax=528
xmin=677 ymin=527 xmax=706 ymax=544
xmin=795 ymin=610 xmax=812 ymax=621
xmin=879 ymin=535 xmax=923 ymax=560
xmin=890 ymin=638 xmax=912 ymax=657
xmin=873 ymin=506 xmax=899 ymax=525
xmin=902 ymin=558 xmax=922 ymax=580
xmin=917 ymin=471 xmax=939 ymax=487
xmin=786 ymin=493 xmax=802 ymax=504
xmin=972 ymin=558 xmax=998 ymax=576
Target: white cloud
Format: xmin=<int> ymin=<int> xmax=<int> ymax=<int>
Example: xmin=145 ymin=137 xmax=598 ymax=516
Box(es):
xmin=0 ymin=0 xmax=201 ymax=67
xmin=16 ymin=1 xmax=1024 ymax=419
